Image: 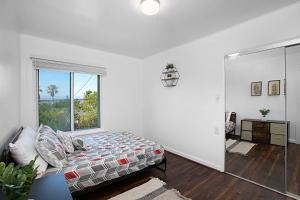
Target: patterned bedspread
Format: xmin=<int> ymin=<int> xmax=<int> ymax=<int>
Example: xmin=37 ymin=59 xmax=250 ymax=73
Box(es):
xmin=45 ymin=132 xmax=164 ymax=193
xmin=225 ymin=121 xmax=235 ymax=134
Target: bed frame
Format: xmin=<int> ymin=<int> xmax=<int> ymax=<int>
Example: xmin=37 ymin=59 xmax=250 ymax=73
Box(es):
xmin=1 ymin=127 xmax=24 ymax=164
xmin=73 ymin=157 xmax=167 ymax=197
xmin=0 ymin=126 xmax=167 ymax=198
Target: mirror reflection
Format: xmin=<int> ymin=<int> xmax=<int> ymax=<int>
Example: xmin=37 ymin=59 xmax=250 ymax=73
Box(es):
xmin=225 ymin=48 xmax=286 ymax=192
xmin=286 ymin=44 xmax=300 ymax=196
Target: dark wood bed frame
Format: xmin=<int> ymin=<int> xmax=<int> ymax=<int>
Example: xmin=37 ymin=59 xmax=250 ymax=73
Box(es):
xmin=0 ymin=127 xmax=167 ymax=197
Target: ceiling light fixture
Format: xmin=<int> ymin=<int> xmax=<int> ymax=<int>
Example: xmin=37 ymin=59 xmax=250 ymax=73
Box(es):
xmin=228 ymin=53 xmax=240 ymax=57
xmin=140 ymin=0 xmax=160 ymax=15
xmin=227 ymin=53 xmax=240 ymax=60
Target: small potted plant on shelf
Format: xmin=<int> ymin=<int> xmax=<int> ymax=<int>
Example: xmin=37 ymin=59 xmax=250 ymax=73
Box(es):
xmin=0 ymin=157 xmax=37 ymax=200
xmin=259 ymin=109 xmax=270 ymax=121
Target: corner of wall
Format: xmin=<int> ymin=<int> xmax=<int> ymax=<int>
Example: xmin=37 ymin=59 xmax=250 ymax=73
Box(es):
xmin=0 ymin=0 xmax=21 ymax=149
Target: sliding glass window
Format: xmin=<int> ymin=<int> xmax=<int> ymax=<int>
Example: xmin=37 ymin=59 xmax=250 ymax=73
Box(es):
xmin=38 ymin=69 xmax=101 ymax=131
xmin=74 ymin=73 xmax=100 ymax=130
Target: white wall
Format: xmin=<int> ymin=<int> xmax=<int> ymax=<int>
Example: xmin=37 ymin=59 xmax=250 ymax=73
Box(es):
xmin=12 ymin=1 xmax=300 ymax=172
xmin=141 ymin=2 xmax=300 ymax=171
xmin=286 ymin=45 xmax=300 ymax=144
xmin=0 ymin=0 xmax=21 ymax=150
xmin=20 ymin=35 xmax=143 ymax=136
xmin=226 ymin=48 xmax=286 ymax=135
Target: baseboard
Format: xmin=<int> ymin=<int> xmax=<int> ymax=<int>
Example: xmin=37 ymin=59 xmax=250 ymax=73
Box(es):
xmin=289 ymin=138 xmax=298 ymax=144
xmin=163 ymin=145 xmax=224 ymax=172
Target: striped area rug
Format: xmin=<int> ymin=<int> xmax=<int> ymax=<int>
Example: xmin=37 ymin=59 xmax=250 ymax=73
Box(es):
xmin=109 ymin=178 xmax=191 ymax=200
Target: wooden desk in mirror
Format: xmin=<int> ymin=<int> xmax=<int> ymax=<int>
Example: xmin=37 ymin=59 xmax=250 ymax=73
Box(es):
xmin=241 ymin=119 xmax=289 ymax=146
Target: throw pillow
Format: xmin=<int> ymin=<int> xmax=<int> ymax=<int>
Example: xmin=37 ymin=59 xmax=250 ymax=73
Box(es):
xmin=56 ymin=130 xmax=74 ymax=153
xmin=35 ymin=132 xmax=66 ymax=168
xmin=72 ymin=137 xmax=87 ymax=151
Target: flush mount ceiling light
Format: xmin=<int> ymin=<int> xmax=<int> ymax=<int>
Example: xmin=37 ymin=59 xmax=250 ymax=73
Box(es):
xmin=227 ymin=52 xmax=240 ymax=60
xmin=228 ymin=53 xmax=240 ymax=57
xmin=140 ymin=0 xmax=160 ymax=15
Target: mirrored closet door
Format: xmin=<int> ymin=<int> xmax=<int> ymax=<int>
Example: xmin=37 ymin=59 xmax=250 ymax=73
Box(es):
xmin=286 ymin=44 xmax=300 ymax=197
xmin=225 ymin=41 xmax=300 ymax=198
xmin=225 ymin=47 xmax=287 ymax=192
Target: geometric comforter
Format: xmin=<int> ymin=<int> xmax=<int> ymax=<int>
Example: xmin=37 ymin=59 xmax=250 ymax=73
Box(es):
xmin=44 ymin=132 xmax=165 ymax=193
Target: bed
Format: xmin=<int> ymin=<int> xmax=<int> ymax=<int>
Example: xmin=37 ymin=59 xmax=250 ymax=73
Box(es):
xmin=1 ymin=128 xmax=166 ymax=197
xmin=225 ymin=112 xmax=236 ymax=135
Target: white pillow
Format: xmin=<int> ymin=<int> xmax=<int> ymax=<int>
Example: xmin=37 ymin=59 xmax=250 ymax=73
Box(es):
xmin=9 ymin=126 xmax=48 ymax=176
xmin=226 ymin=112 xmax=232 ymax=123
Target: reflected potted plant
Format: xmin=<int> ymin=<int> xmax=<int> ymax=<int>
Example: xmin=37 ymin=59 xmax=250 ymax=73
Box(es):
xmin=0 ymin=157 xmax=37 ymax=200
xmin=259 ymin=109 xmax=270 ymax=121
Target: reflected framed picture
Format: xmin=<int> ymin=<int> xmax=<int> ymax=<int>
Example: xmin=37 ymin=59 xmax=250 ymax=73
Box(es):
xmin=251 ymin=81 xmax=262 ymax=96
xmin=268 ymin=80 xmax=280 ymax=96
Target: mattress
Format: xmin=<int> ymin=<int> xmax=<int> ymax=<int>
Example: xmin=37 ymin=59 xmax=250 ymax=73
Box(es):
xmin=44 ymin=132 xmax=164 ymax=193
xmin=225 ymin=121 xmax=235 ymax=134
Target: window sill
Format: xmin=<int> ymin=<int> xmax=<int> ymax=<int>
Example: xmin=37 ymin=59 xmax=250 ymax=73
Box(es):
xmin=68 ymin=128 xmax=109 ymax=137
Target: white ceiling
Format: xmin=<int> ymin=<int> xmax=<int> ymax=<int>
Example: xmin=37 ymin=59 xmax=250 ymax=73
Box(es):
xmin=17 ymin=0 xmax=299 ymax=58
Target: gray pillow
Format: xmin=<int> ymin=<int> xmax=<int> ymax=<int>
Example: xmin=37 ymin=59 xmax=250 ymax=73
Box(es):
xmin=72 ymin=137 xmax=87 ymax=151
xmin=56 ymin=130 xmax=74 ymax=153
xmin=35 ymin=127 xmax=66 ymax=168
xmin=37 ymin=124 xmax=56 ymax=135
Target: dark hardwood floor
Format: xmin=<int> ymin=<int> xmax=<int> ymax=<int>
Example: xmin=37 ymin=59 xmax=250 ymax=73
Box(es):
xmin=78 ymin=151 xmax=292 ymax=200
xmin=287 ymin=143 xmax=300 ymax=195
xmin=226 ymin=143 xmax=285 ymax=192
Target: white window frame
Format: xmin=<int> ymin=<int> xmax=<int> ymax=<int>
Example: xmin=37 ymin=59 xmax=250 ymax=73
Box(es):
xmin=35 ymin=69 xmax=104 ymax=132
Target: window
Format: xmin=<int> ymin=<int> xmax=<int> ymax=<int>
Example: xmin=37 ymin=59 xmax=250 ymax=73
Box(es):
xmin=74 ymin=73 xmax=100 ymax=130
xmin=38 ymin=69 xmax=71 ymax=131
xmin=38 ymin=69 xmax=101 ymax=131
